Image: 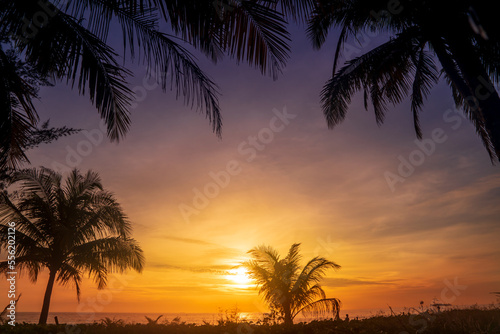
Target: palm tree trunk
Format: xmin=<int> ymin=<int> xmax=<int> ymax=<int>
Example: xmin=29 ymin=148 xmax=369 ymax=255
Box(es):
xmin=283 ymin=304 xmax=293 ymax=327
xmin=38 ymin=270 xmax=57 ymax=325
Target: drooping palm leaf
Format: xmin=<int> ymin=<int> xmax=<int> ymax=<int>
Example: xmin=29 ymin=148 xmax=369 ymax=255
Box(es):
xmin=0 ymin=47 xmax=39 ymax=169
xmin=321 ymin=28 xmax=439 ymax=138
xmin=309 ymin=0 xmax=500 ymax=161
xmin=410 ymin=45 xmax=439 ymax=138
xmin=67 ymin=0 xmax=224 ymax=134
xmin=0 ymin=0 xmax=296 ymax=169
xmin=434 ymin=39 xmax=495 ymax=159
xmin=216 ymin=0 xmax=290 ymax=79
xmin=19 ymin=11 xmax=134 ymax=140
xmin=295 ymin=297 xmax=341 ymax=319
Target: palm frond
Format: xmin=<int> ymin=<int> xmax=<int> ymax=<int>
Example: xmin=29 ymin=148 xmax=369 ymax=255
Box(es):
xmin=12 ymin=168 xmax=60 ymax=209
xmin=321 ymin=29 xmax=423 ymax=129
xmin=291 ymin=257 xmax=340 ymax=298
xmin=0 ymin=46 xmax=38 ymax=169
xmin=20 ymin=10 xmax=134 ymax=141
xmin=410 ymin=45 xmax=439 ymax=138
xmin=309 ymin=0 xmax=500 ymax=161
xmin=247 ymin=244 xmax=281 ymax=268
xmin=0 ymin=192 xmax=50 ymax=246
xmin=307 ymin=0 xmax=341 ymax=49
xmin=308 ymin=0 xmax=400 ymax=51
xmin=272 ymin=0 xmax=315 ymax=23
xmin=145 ymin=314 xmax=163 ymax=324
xmin=64 ymin=169 xmax=103 ymax=200
xmin=57 ymin=263 xmax=83 ymax=300
xmin=285 ymin=243 xmax=301 ymax=261
xmin=292 ymin=283 xmax=326 ymax=308
xmin=25 ymin=121 xmax=80 ymax=150
xmin=217 ymin=0 xmax=290 ymax=79
xmin=295 ymin=297 xmax=341 ymax=320
xmin=74 ymin=196 xmax=131 ymax=243
xmin=75 ymin=0 xmax=224 ymax=135
xmin=1 ymin=255 xmax=46 ymax=282
xmin=153 ymin=0 xmax=224 ymax=61
xmin=71 ymin=236 xmax=144 ymax=274
xmin=156 ymin=0 xmax=291 ymax=79
xmin=0 ymin=224 xmax=48 ymax=260
xmin=433 ymin=39 xmax=495 ymax=159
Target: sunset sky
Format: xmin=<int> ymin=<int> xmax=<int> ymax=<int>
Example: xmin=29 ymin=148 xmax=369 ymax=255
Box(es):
xmin=1 ymin=24 xmax=500 ymax=318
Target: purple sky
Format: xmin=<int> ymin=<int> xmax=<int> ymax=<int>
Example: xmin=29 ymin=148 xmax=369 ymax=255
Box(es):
xmin=2 ymin=23 xmax=499 ymax=316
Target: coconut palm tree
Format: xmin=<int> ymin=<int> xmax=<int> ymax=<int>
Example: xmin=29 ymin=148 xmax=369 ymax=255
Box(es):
xmin=0 ymin=167 xmax=144 ymax=324
xmin=0 ymin=0 xmax=295 ymax=169
xmin=308 ymin=0 xmax=500 ymax=161
xmin=243 ymin=243 xmax=341 ymax=327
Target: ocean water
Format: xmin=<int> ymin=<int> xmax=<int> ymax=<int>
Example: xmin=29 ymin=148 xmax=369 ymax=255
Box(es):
xmin=13 ymin=309 xmax=384 ymax=325
xmin=14 ymin=312 xmax=268 ymax=325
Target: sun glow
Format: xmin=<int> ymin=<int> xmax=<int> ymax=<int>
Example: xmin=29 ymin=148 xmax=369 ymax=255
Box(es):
xmin=227 ymin=267 xmax=252 ymax=286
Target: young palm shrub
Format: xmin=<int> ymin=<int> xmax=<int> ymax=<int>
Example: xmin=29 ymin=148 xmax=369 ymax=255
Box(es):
xmin=243 ymin=243 xmax=341 ymax=327
xmin=0 ymin=168 xmax=144 ymax=324
xmin=99 ymin=317 xmax=126 ymax=327
xmin=145 ymin=315 xmax=163 ymax=325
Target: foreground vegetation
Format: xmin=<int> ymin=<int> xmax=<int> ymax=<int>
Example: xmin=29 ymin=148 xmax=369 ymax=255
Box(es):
xmin=1 ymin=307 xmax=499 ymax=334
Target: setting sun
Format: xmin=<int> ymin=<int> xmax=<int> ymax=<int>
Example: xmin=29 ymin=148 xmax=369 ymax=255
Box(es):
xmin=227 ymin=267 xmax=252 ymax=286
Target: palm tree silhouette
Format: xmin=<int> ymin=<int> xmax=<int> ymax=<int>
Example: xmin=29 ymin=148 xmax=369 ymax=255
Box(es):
xmin=308 ymin=1 xmax=500 ymax=161
xmin=243 ymin=243 xmax=341 ymax=327
xmin=0 ymin=0 xmax=295 ymax=169
xmin=0 ymin=168 xmax=144 ymax=324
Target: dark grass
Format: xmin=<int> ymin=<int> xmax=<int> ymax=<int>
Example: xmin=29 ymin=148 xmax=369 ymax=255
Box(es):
xmin=1 ymin=307 xmax=500 ymax=334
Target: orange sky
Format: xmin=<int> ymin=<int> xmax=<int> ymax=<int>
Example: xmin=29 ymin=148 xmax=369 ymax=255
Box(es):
xmin=1 ymin=28 xmax=500 ymax=318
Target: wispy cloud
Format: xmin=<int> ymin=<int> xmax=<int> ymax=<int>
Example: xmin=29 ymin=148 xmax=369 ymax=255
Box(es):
xmin=323 ymin=277 xmax=401 ymax=287
xmin=148 ymin=262 xmax=233 ymax=275
xmin=161 ymin=236 xmax=216 ymax=246
xmin=158 ymin=235 xmax=244 ymax=259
